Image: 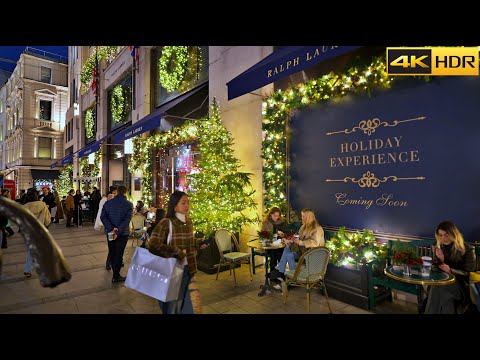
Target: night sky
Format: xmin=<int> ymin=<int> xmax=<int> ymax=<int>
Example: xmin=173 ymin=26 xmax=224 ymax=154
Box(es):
xmin=0 ymin=46 xmax=68 ymax=72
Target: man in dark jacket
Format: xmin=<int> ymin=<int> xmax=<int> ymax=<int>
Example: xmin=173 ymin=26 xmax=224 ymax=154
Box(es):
xmin=40 ymin=187 xmax=56 ymax=223
xmin=100 ymin=185 xmax=133 ymax=283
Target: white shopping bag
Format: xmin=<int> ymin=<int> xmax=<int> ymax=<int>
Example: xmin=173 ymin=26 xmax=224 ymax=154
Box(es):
xmin=125 ymin=247 xmax=185 ymax=302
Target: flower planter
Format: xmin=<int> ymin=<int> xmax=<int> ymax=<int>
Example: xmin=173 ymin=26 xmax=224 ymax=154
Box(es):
xmin=324 ymin=263 xmax=388 ymax=310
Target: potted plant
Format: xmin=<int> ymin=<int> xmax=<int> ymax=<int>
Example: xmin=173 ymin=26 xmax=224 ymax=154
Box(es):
xmin=324 ymin=226 xmax=388 ymax=310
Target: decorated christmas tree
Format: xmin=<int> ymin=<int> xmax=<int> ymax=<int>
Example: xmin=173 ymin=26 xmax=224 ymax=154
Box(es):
xmin=187 ymin=99 xmax=258 ymax=237
xmin=57 ymin=164 xmax=73 ymax=197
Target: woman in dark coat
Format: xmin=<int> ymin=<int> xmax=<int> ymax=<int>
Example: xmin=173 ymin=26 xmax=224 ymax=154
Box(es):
xmin=425 ymin=221 xmax=477 ymax=314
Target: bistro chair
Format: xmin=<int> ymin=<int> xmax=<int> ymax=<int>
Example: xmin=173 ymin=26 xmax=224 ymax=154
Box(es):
xmin=282 ymin=247 xmax=332 ymax=313
xmin=214 ymin=229 xmax=252 ymax=287
xmin=130 ymin=213 xmax=146 ymax=247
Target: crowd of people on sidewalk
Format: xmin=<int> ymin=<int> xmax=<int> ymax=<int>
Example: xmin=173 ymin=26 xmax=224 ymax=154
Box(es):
xmin=1 ymin=181 xmax=476 ymax=315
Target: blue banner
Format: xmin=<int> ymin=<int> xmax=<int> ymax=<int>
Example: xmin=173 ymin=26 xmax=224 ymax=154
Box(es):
xmin=227 ymin=46 xmax=362 ymax=100
xmin=61 ymin=154 xmax=73 ymax=165
xmin=78 ymin=140 xmax=102 ymax=158
xmin=289 ymin=76 xmax=480 ymax=240
xmin=50 ymin=161 xmax=58 ymax=169
xmin=112 ymin=112 xmax=161 ymax=144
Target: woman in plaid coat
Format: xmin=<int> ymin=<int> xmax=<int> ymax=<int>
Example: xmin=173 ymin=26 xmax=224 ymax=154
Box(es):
xmin=148 ymin=191 xmax=201 ymax=314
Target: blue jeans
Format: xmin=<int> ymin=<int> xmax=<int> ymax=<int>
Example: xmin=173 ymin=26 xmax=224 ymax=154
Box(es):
xmin=159 ymin=265 xmax=193 ymax=314
xmin=276 ymin=246 xmax=299 ymax=273
xmin=24 ymin=244 xmax=33 ymax=273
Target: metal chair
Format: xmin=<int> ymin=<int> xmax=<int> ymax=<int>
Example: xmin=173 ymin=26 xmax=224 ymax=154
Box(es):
xmin=282 ymin=247 xmax=332 ymax=313
xmin=214 ymin=229 xmax=252 ymax=287
xmin=130 ymin=213 xmax=146 ymax=247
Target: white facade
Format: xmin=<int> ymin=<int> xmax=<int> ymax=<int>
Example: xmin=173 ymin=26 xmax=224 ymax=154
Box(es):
xmin=0 ymin=85 xmax=7 ymax=171
xmin=1 ymin=51 xmax=67 ymax=195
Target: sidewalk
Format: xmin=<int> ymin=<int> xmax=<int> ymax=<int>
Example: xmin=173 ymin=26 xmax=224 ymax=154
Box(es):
xmin=0 ymin=221 xmax=416 ymax=314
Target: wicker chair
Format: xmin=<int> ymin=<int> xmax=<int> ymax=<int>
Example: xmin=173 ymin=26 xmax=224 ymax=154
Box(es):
xmin=130 ymin=213 xmax=146 ymax=247
xmin=282 ymin=246 xmax=332 ymax=313
xmin=214 ymin=229 xmax=252 ymax=287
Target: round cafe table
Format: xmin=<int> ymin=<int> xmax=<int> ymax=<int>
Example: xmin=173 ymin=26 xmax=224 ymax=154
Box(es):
xmin=247 ymin=239 xmax=285 ymax=296
xmin=384 ymin=265 xmax=455 ymax=313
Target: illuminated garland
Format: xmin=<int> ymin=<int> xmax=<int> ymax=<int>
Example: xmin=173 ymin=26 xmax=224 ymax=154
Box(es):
xmin=130 ymin=100 xmax=258 ymax=236
xmin=326 ymin=226 xmax=387 ymax=269
xmin=91 ymin=147 xmax=102 ymax=177
xmin=80 ymin=157 xmax=91 ymax=192
xmin=262 ymin=56 xmax=394 ymax=214
xmin=111 ymin=85 xmax=129 ymax=123
xmin=85 ymin=108 xmax=95 ymax=139
xmin=129 ymin=121 xmax=198 ymax=204
xmin=80 ymin=46 xmax=122 ymax=87
xmin=57 ymin=164 xmax=73 ymax=196
xmin=158 ymin=46 xmax=188 ymax=92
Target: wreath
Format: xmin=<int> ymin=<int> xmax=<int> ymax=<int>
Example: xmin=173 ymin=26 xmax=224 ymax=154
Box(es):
xmin=111 ymin=85 xmax=128 ymax=123
xmin=158 ymin=46 xmax=188 ymax=92
xmin=85 ymin=108 xmax=95 ymax=139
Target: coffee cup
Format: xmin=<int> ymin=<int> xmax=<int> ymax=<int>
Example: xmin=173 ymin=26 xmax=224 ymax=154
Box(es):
xmin=421 ymin=256 xmax=432 ymax=277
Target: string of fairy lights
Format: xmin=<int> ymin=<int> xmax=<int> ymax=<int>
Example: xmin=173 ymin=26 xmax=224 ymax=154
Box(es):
xmin=111 ymin=85 xmax=128 ymax=123
xmin=85 ymin=108 xmax=95 ymax=139
xmin=80 ymin=46 xmax=121 ymax=87
xmin=261 ymin=56 xmax=394 ymax=214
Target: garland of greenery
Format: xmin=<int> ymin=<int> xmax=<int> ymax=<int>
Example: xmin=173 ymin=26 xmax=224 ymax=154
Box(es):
xmin=85 ymin=108 xmax=95 ymax=139
xmin=262 ymin=55 xmax=395 ymax=215
xmin=57 ymin=164 xmax=73 ymax=196
xmin=158 ymin=46 xmax=188 ymax=92
xmin=91 ymin=147 xmax=102 ymax=177
xmin=111 ymin=85 xmax=129 ymax=123
xmin=80 ymin=46 xmax=122 ymax=88
xmin=130 ymin=121 xmax=199 ymax=204
xmin=80 ymin=157 xmax=91 ymax=192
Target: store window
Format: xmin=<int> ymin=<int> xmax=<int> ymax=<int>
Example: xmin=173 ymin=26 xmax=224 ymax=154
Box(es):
xmin=38 ymin=137 xmax=52 ymax=159
xmin=163 ymin=144 xmax=200 ymax=193
xmin=39 ymin=100 xmax=52 ymax=120
xmin=41 ymin=66 xmax=52 ymax=84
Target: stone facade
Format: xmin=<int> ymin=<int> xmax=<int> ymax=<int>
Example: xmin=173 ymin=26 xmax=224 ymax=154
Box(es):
xmin=0 ymin=50 xmax=67 ymax=195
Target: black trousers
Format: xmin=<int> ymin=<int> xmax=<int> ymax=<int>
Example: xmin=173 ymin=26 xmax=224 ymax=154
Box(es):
xmin=107 ymin=234 xmax=128 ymax=278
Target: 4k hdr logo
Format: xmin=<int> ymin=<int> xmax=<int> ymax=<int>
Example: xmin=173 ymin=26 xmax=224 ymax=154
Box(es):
xmin=387 ymin=47 xmax=479 ymax=76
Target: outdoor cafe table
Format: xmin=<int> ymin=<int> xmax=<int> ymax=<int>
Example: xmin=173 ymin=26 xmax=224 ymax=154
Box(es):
xmin=247 ymin=239 xmax=285 ymax=296
xmin=384 ymin=265 xmax=455 ymax=313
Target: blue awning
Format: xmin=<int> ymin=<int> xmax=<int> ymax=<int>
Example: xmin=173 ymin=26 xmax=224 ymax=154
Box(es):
xmin=226 ymin=46 xmax=362 ymax=100
xmin=112 ymin=83 xmax=207 ymax=144
xmin=61 ymin=154 xmax=73 ymax=165
xmin=78 ymin=139 xmax=104 ymax=158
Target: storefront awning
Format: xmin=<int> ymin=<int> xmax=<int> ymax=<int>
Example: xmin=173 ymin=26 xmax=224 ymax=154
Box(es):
xmin=31 ymin=169 xmax=60 ymax=180
xmin=112 ymin=83 xmax=207 ymax=144
xmin=226 ymin=46 xmax=362 ymax=100
xmin=61 ymin=154 xmax=73 ymax=165
xmin=78 ymin=139 xmax=103 ymax=158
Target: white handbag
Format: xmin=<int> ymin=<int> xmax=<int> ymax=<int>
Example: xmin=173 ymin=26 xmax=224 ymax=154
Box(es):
xmin=125 ymin=220 xmax=186 ymax=302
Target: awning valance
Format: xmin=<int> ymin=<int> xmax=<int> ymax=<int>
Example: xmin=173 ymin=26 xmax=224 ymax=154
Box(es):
xmin=226 ymin=46 xmax=362 ymax=100
xmin=61 ymin=154 xmax=73 ymax=165
xmin=31 ymin=169 xmax=60 ymax=180
xmin=112 ymin=83 xmax=207 ymax=144
xmin=78 ymin=139 xmax=103 ymax=158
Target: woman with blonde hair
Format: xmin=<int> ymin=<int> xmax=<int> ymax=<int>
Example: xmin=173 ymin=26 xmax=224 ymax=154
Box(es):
xmin=425 ymin=221 xmax=476 ymax=313
xmin=270 ymin=208 xmax=324 ymax=282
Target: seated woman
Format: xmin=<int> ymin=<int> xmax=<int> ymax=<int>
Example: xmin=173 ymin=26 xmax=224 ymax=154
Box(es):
xmin=270 ymin=208 xmax=324 ymax=282
xmin=261 ymin=206 xmax=292 ymax=272
xmin=425 ymin=221 xmax=476 ymax=314
xmin=141 ymin=208 xmax=167 ymax=248
xmin=134 ymin=200 xmax=148 ymax=216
